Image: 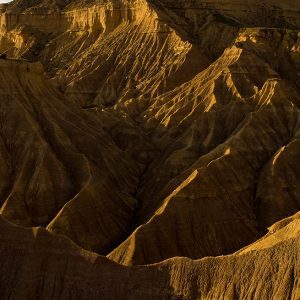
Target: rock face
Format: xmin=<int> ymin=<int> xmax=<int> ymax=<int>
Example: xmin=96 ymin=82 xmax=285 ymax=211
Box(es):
xmin=0 ymin=0 xmax=299 ymax=298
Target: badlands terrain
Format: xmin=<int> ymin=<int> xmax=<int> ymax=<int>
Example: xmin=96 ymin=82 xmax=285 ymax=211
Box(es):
xmin=0 ymin=0 xmax=299 ymax=298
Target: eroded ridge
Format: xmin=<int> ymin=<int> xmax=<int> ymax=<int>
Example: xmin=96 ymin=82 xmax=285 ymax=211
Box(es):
xmin=0 ymin=0 xmax=299 ymax=298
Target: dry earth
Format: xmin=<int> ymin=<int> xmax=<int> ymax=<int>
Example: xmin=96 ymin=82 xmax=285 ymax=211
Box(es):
xmin=0 ymin=0 xmax=299 ymax=299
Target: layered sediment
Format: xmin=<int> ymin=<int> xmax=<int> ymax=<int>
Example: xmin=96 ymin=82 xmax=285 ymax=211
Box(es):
xmin=0 ymin=0 xmax=299 ymax=298
xmin=0 ymin=212 xmax=299 ymax=299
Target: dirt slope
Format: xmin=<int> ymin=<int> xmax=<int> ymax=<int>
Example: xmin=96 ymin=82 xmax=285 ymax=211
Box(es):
xmin=0 ymin=212 xmax=299 ymax=299
xmin=0 ymin=0 xmax=299 ymax=298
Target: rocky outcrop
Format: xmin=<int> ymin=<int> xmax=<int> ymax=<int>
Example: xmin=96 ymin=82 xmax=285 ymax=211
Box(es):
xmin=0 ymin=0 xmax=299 ymax=298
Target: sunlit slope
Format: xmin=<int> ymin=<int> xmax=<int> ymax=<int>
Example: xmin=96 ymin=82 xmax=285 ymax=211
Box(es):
xmin=0 ymin=0 xmax=298 ymax=293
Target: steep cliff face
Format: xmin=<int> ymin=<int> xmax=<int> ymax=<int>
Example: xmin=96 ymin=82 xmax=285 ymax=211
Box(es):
xmin=0 ymin=0 xmax=205 ymax=105
xmin=0 ymin=0 xmax=299 ymax=298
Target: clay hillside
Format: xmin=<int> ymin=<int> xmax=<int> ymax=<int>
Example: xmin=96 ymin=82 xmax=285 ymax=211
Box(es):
xmin=0 ymin=0 xmax=299 ymax=299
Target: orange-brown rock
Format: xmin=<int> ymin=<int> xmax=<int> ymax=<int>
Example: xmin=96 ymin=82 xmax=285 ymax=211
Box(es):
xmin=0 ymin=59 xmax=140 ymax=255
xmin=0 ymin=0 xmax=299 ymax=298
xmin=0 ymin=213 xmax=299 ymax=299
